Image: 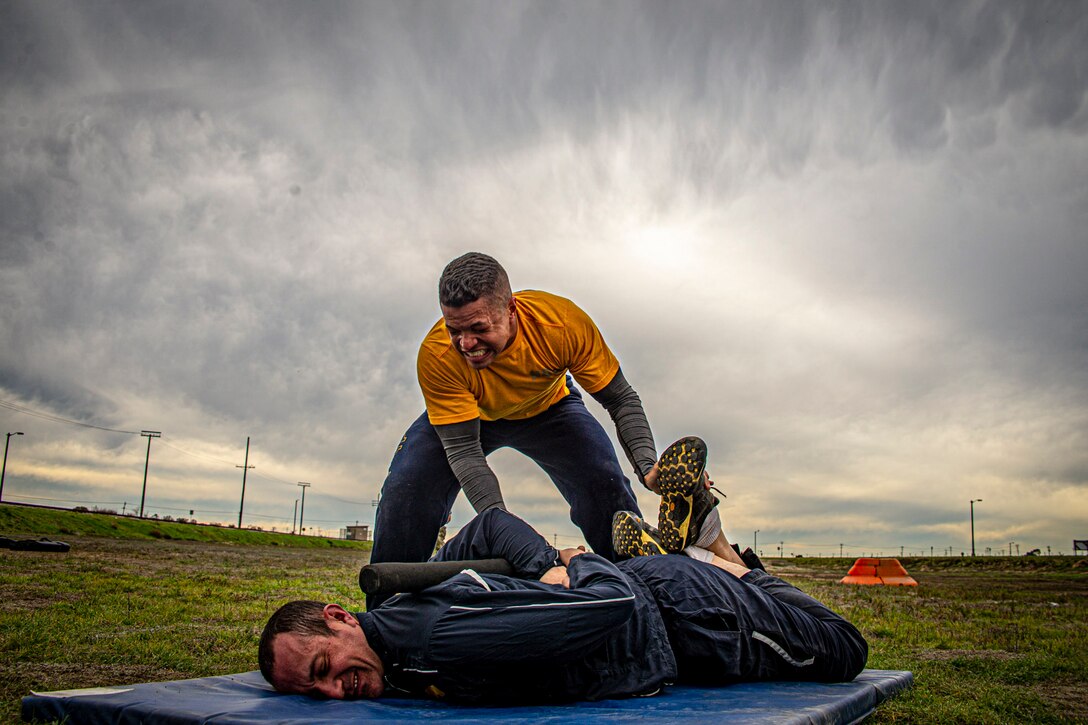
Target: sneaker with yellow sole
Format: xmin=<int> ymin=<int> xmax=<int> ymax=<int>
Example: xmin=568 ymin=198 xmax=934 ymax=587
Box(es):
xmin=656 ymin=436 xmax=718 ymax=552
xmin=611 ymin=510 xmax=668 ymax=558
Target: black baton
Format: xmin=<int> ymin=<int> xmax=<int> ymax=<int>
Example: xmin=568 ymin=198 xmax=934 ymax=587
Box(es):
xmin=359 ymin=558 xmax=513 ymax=597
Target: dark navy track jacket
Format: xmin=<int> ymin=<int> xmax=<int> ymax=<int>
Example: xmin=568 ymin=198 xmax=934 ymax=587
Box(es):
xmin=359 ymin=553 xmax=678 ymax=703
xmin=357 ymin=532 xmax=867 ymax=705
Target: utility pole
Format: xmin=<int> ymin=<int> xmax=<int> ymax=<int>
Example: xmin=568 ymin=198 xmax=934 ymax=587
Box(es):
xmin=292 ymin=499 xmax=298 ymax=534
xmin=754 ymin=530 xmax=759 ymax=553
xmin=297 ymin=482 xmax=311 ymax=535
xmin=236 ymin=436 xmax=254 ymax=529
xmin=970 ymin=499 xmax=982 ymax=556
xmin=839 ymin=543 xmax=843 ymax=558
xmin=1 ymin=431 xmax=24 ymax=503
xmin=138 ymin=431 xmax=161 ymax=518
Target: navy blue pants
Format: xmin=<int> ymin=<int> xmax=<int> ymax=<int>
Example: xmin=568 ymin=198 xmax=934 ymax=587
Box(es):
xmin=371 ymin=386 xmax=641 ymax=572
xmin=624 ymin=557 xmax=868 ymax=684
xmin=438 ymin=509 xmax=868 ymax=685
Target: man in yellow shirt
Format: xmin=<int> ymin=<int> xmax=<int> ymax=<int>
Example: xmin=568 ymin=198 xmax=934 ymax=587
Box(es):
xmin=370 ymin=253 xmax=661 ymax=605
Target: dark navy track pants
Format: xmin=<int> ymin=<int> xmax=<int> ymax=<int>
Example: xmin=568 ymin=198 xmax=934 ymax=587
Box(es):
xmin=371 ymin=386 xmax=640 ymax=575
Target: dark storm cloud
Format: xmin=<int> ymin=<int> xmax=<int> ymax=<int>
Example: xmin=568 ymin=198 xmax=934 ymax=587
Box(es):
xmin=1 ymin=0 xmax=1085 ymax=548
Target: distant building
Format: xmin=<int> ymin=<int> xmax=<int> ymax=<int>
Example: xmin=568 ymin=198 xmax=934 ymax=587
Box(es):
xmin=343 ymin=524 xmax=370 ymax=542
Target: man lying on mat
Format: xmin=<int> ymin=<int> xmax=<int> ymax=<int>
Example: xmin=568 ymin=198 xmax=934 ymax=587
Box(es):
xmin=258 ymin=437 xmax=868 ymax=703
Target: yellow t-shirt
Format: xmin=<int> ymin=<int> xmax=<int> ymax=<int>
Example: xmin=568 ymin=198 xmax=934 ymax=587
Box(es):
xmin=418 ymin=290 xmax=620 ymax=425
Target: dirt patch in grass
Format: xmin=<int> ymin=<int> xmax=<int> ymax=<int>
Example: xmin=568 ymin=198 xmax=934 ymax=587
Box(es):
xmin=0 ymin=589 xmax=84 ymax=614
xmin=1 ymin=661 xmax=186 ymax=696
xmin=0 ymin=595 xmax=68 ymax=614
xmin=916 ymin=648 xmax=1023 ymax=662
xmin=1032 ymin=681 xmax=1088 ymax=722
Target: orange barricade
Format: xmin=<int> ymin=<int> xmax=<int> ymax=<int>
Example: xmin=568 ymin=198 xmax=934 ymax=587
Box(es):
xmin=839 ymin=557 xmax=918 ymax=586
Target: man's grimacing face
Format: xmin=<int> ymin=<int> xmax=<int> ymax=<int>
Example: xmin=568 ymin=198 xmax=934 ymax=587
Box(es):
xmin=441 ymin=295 xmax=517 ymax=370
xmin=269 ymin=604 xmax=385 ymax=699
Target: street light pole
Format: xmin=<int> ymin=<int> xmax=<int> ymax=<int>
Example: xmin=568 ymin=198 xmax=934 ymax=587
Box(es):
xmin=1 ymin=432 xmax=24 ymax=503
xmin=297 ymin=482 xmax=311 ymax=535
xmin=970 ymin=499 xmax=982 ymax=556
xmin=138 ymin=431 xmax=162 ymax=518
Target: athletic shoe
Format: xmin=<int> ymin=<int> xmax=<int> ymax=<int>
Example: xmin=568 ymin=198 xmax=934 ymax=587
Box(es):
xmin=656 ymin=436 xmax=719 ymax=552
xmin=612 ymin=511 xmax=668 ymax=558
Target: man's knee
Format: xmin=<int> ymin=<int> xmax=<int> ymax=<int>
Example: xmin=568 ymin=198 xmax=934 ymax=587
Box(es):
xmin=386 ymin=445 xmax=447 ymax=484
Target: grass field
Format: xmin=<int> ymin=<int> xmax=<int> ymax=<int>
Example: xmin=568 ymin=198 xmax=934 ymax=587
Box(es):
xmin=3 ymin=505 xmax=1086 ymax=724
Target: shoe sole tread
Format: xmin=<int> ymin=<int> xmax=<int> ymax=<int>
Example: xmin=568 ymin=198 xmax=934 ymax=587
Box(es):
xmin=612 ymin=511 xmax=667 ymax=558
xmin=656 ymin=437 xmax=707 ymax=552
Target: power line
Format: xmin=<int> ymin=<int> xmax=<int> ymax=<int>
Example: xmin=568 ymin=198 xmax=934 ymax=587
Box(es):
xmin=16 ymin=494 xmax=128 ymax=506
xmin=8 ymin=496 xmax=352 ymax=528
xmin=0 ymin=398 xmax=139 ymax=435
xmin=249 ymin=469 xmax=303 ymax=488
xmin=0 ymin=399 xmax=285 ymax=479
xmin=0 ymin=399 xmax=367 ymax=502
xmin=318 ymin=492 xmax=373 ymax=506
xmin=156 ymin=438 xmax=301 ymax=490
xmin=1 ymin=398 xmax=378 ymax=518
xmin=153 ymin=440 xmax=375 ymax=506
xmin=158 ymin=437 xmax=238 ymax=467
xmin=0 ymin=401 xmax=247 ymax=472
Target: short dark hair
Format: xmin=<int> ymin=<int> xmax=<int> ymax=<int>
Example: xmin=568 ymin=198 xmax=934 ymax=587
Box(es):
xmin=258 ymin=600 xmax=331 ymax=686
xmin=438 ymin=252 xmax=512 ymax=309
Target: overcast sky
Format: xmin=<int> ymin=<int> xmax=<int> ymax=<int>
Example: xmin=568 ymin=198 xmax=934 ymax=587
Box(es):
xmin=2 ymin=1 xmax=1085 ymax=557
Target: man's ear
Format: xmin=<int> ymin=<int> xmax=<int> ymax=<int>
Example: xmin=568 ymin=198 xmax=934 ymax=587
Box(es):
xmin=323 ymin=603 xmax=357 ymax=626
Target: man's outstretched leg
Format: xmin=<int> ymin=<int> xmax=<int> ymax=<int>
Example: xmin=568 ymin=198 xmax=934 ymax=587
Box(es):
xmin=616 ymin=441 xmax=869 ymax=684
xmin=655 ymin=436 xmax=718 ymax=552
xmin=639 ymin=435 xmax=761 ymax=570
xmin=613 ymin=508 xmax=749 ymax=572
xmin=613 ymin=435 xmax=737 ymax=560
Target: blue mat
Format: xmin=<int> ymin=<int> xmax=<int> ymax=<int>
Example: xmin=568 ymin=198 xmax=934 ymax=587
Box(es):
xmin=22 ymin=669 xmax=912 ymax=724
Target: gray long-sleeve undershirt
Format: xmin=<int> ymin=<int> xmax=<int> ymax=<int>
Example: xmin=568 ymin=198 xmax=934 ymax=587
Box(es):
xmin=434 ymin=417 xmax=506 ymax=513
xmin=433 ymin=368 xmax=657 ymax=514
xmin=588 ymin=369 xmax=658 ymax=484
